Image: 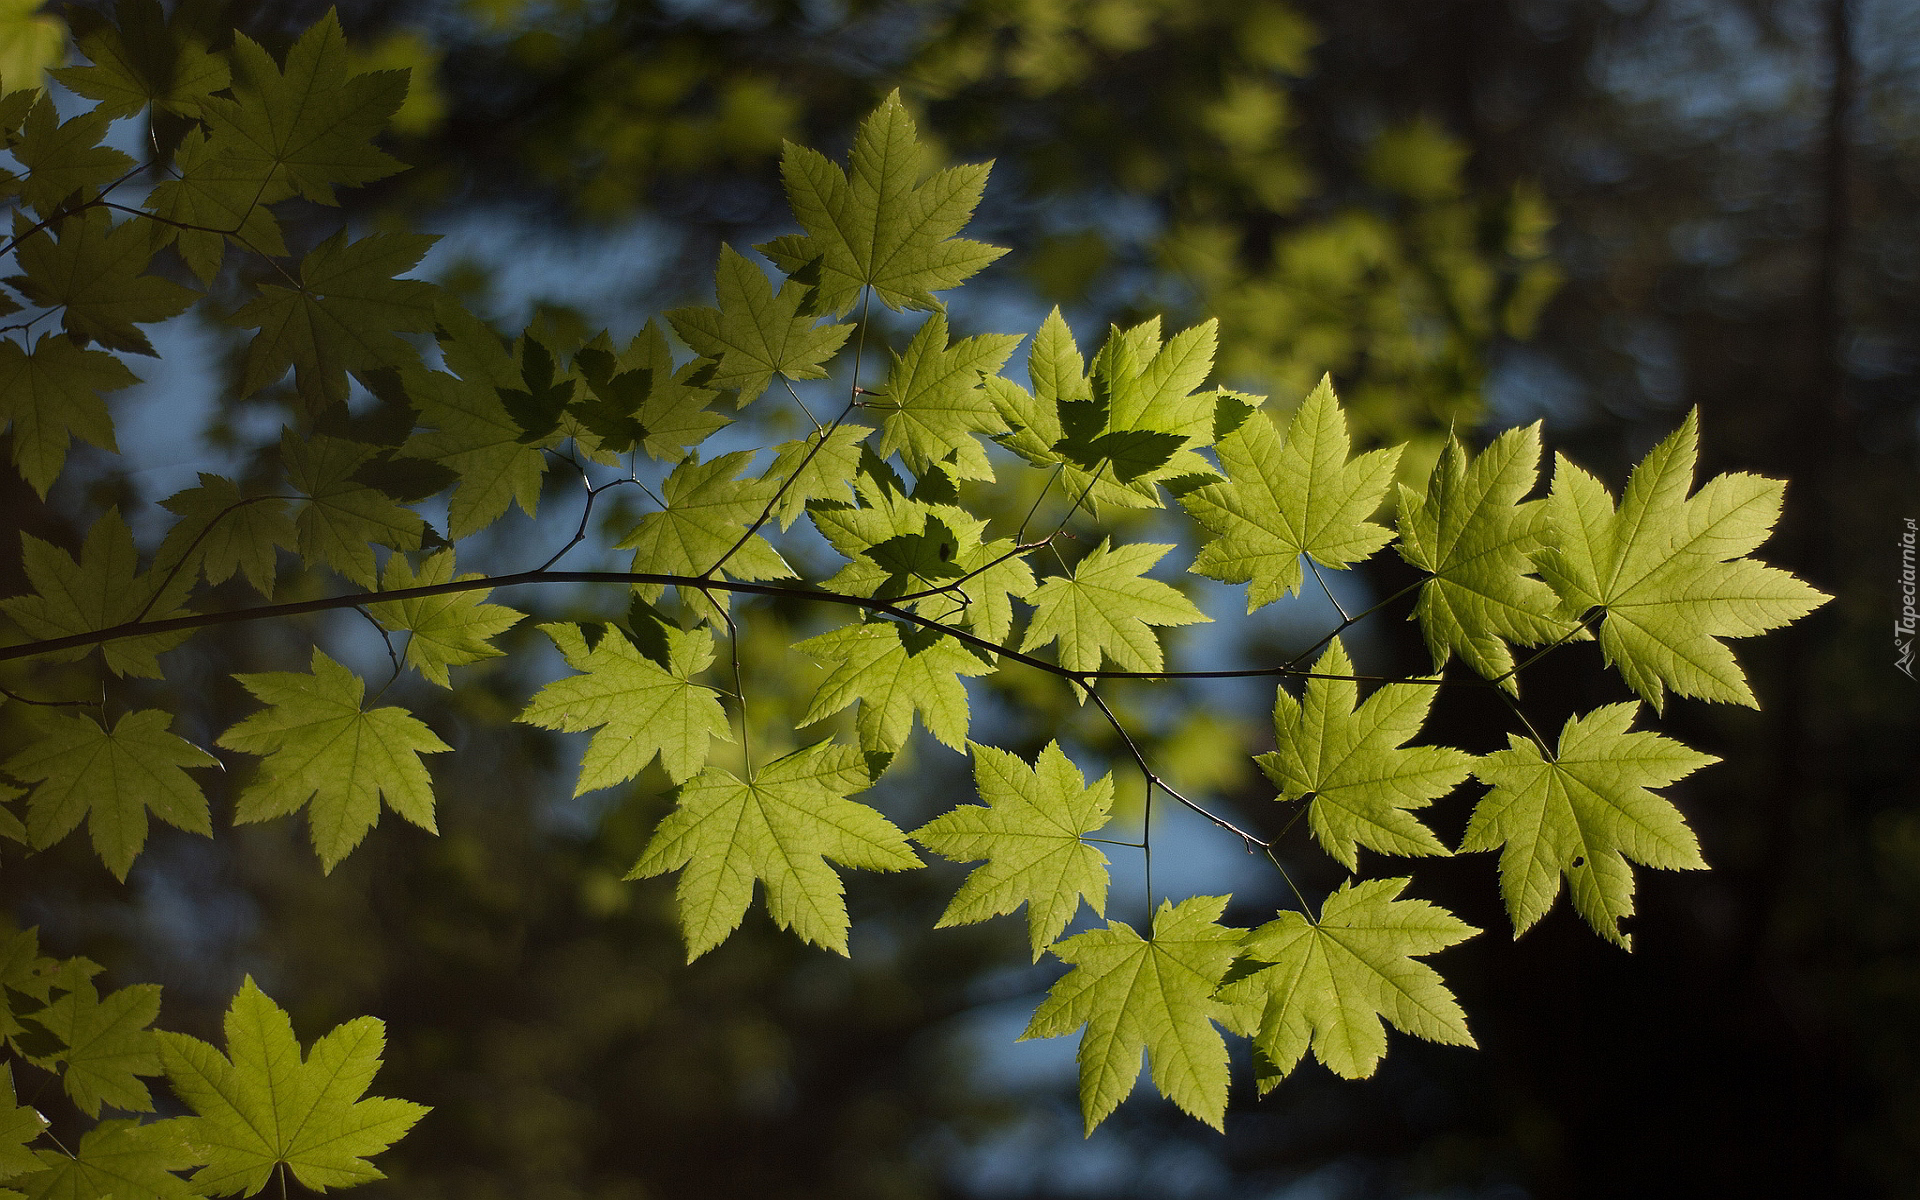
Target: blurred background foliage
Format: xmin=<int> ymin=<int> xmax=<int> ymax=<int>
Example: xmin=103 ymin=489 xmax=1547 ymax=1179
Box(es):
xmin=2 ymin=0 xmax=1918 ymax=1197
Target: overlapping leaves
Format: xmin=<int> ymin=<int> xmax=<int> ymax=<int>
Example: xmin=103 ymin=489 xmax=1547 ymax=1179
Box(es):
xmin=0 ymin=29 xmax=1835 ymax=1156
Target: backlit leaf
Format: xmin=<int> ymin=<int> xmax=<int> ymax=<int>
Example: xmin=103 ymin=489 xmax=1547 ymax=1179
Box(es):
xmin=628 ymin=740 xmax=921 ymax=959
xmin=219 ymin=649 xmax=449 ymax=872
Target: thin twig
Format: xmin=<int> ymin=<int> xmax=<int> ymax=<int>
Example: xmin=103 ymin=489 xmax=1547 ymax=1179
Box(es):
xmin=0 ymin=569 xmax=1482 ymax=690
xmin=1079 ymin=683 xmax=1269 ymax=852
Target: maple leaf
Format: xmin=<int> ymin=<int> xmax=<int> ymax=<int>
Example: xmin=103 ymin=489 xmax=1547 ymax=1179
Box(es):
xmin=10 ymin=96 xmax=133 ymax=217
xmin=809 ymin=480 xmax=1035 ymax=643
xmin=1019 ymin=540 xmax=1208 ymax=674
xmin=1257 ymin=639 xmax=1470 ymax=870
xmin=1532 ymin=411 xmax=1830 ymax=709
xmin=232 ymin=231 xmax=439 ymax=408
xmin=22 ymin=977 xmax=163 ymax=1117
xmin=3 ymin=708 xmax=214 ymax=881
xmin=1022 ymin=895 xmax=1242 ymax=1133
xmin=628 ymin=740 xmax=922 ymax=959
xmin=989 ymin=308 xmax=1082 ymax=468
xmin=1182 ymin=375 xmax=1401 ymax=609
xmin=57 ymin=0 xmax=231 ymax=119
xmin=1462 ymin=702 xmax=1717 ymax=947
xmin=988 ymin=308 xmax=1168 ymax=513
xmin=16 ymin=1117 xmax=195 ymax=1200
xmin=367 ymin=551 xmax=523 ymax=687
xmin=615 ymin=450 xmax=795 ymax=614
xmin=281 ymin=431 xmax=427 ymax=587
xmin=156 ymin=977 xmax=428 ymax=1196
xmin=6 ymin=207 xmax=198 ymax=356
xmin=666 ymin=244 xmax=851 ymax=404
xmin=1020 ymin=316 xmax=1232 ymax=506
xmin=196 ymin=11 xmax=406 ymax=206
xmin=1 ymin=508 xmax=192 ymax=678
xmin=0 ymin=929 xmax=62 ymax=1049
xmin=1396 ymin=424 xmax=1581 ymax=689
xmin=1219 ymin=878 xmax=1477 ymax=1086
xmin=759 ymin=90 xmax=1006 ymax=315
xmin=1083 ymin=317 xmax=1219 ymax=452
xmin=796 ymin=620 xmax=992 ymax=755
xmin=492 ymin=334 xmax=573 ymax=442
xmin=399 ymin=299 xmax=549 ymax=540
xmin=0 ymin=1065 xmax=48 ymax=1183
xmin=759 ymin=422 xmax=872 ymax=527
xmin=218 ymin=649 xmax=450 ymax=872
xmin=154 ymin=473 xmax=297 ymax=597
xmin=868 ymin=312 xmax=1020 ymax=479
xmin=145 ymin=126 xmax=290 ymax=285
xmin=517 ymin=621 xmax=729 ymax=791
xmin=570 ymin=321 xmax=728 ymax=459
xmin=913 ymin=740 xmax=1113 ymax=959
xmin=0 ymin=332 xmax=137 ymax=498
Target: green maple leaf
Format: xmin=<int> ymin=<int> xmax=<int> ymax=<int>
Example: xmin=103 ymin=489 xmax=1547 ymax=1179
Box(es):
xmin=0 ymin=1065 xmax=48 ymax=1182
xmin=1396 ymin=424 xmax=1581 ymax=689
xmin=493 ymin=334 xmax=573 ymax=442
xmin=233 ymin=231 xmax=439 ymax=408
xmin=3 ymin=708 xmax=214 ymax=881
xmin=156 ymin=977 xmax=428 ymax=1196
xmin=1007 ymin=316 xmax=1233 ymax=507
xmin=1219 ymin=878 xmax=1477 ymax=1086
xmin=367 ymin=551 xmax=522 ymax=688
xmin=759 ymin=422 xmax=872 ymax=528
xmin=0 ymin=783 xmax=20 ymax=846
xmin=989 ymin=308 xmax=1168 ymax=514
xmin=10 ymin=96 xmax=134 ymax=217
xmin=1022 ymin=895 xmax=1242 ymax=1133
xmin=628 ymin=740 xmax=921 ymax=960
xmin=517 ymin=621 xmax=729 ymax=791
xmin=989 ymin=308 xmax=1082 ymax=467
xmin=1071 ymin=317 xmax=1221 ymax=477
xmin=810 ymin=481 xmax=1034 ymax=643
xmin=796 ymin=620 xmax=992 ymax=755
xmin=615 ymin=450 xmax=795 ymax=614
xmin=57 ymin=0 xmax=231 ymax=119
xmin=1256 ymin=639 xmax=1469 ymax=870
xmin=868 ymin=312 xmax=1020 ymax=479
xmin=0 ymin=332 xmax=137 ymax=498
xmin=144 ymin=126 xmax=290 ymax=285
xmin=399 ymin=299 xmax=549 ymax=540
xmin=1462 ymin=701 xmax=1717 ymax=947
xmin=1532 ymin=411 xmax=1830 ymax=709
xmin=570 ymin=321 xmax=729 ymax=459
xmin=666 ymin=244 xmax=851 ymax=404
xmin=0 ymin=929 xmax=62 ymax=1048
xmin=1 ymin=508 xmax=192 ymax=678
xmin=218 ymin=649 xmax=450 ymax=872
xmin=1019 ymin=540 xmax=1208 ymax=673
xmin=913 ymin=740 xmax=1113 ymax=959
xmin=759 ymin=90 xmax=1006 ymax=315
xmin=7 ymin=207 xmax=198 ymax=356
xmin=22 ymin=978 xmax=163 ymax=1117
xmin=17 ymin=1117 xmax=195 ymax=1200
xmin=1182 ymin=375 xmax=1401 ymax=609
xmin=196 ymin=11 xmax=406 ymax=206
xmin=281 ymin=432 xmax=427 ymax=587
xmin=154 ymin=473 xmax=297 ymax=597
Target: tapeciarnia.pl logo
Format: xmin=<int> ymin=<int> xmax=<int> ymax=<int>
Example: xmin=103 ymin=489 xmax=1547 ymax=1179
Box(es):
xmin=1899 ymin=516 xmax=1917 ymax=679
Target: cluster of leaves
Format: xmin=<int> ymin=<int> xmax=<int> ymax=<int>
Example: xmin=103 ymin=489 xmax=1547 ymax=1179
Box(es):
xmin=0 ymin=928 xmax=421 ymax=1198
xmin=0 ymin=3 xmax=1827 ymax=1173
